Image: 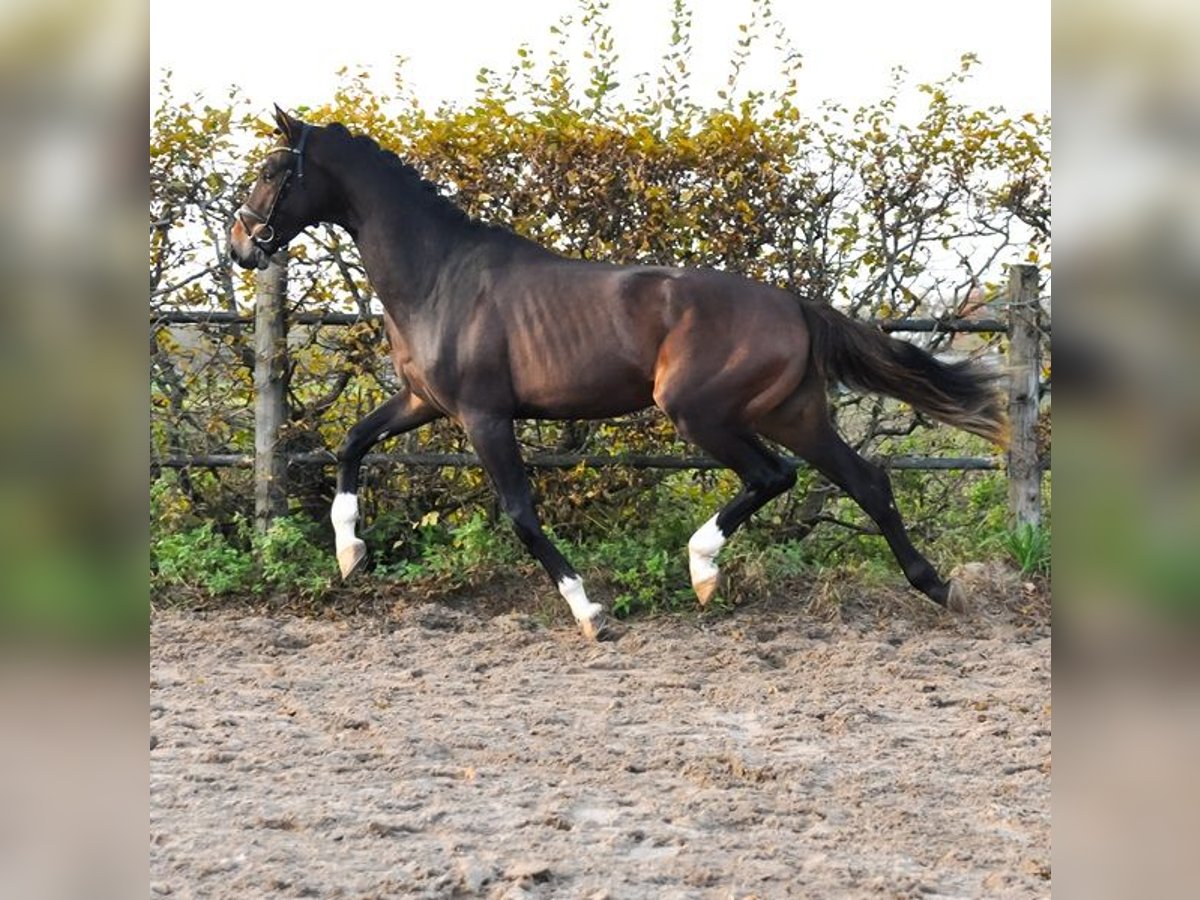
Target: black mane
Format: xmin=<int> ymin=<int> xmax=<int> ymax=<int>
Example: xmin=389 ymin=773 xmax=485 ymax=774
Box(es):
xmin=325 ymin=122 xmax=510 ymax=239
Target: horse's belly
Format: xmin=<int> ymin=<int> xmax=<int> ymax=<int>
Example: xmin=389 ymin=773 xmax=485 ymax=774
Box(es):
xmin=511 ymin=363 xmax=655 ymax=419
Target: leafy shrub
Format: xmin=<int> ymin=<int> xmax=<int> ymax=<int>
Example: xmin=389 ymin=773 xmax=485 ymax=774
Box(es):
xmin=252 ymin=516 xmax=333 ymax=596
xmin=153 ymin=515 xmax=333 ymax=598
xmin=999 ymin=522 xmax=1051 ymax=575
xmin=374 ymin=509 xmax=522 ymax=585
xmin=151 ymin=1 xmax=1048 ymax=583
xmin=586 ymin=538 xmax=692 ymax=618
xmin=153 ymin=521 xmax=254 ymax=595
xmin=151 ymin=462 xmax=1038 ymax=613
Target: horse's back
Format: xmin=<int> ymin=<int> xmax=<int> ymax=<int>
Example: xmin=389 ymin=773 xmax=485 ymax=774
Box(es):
xmin=484 ymin=255 xmax=810 ymax=420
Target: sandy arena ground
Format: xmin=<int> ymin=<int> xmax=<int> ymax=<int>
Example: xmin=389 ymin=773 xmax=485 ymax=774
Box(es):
xmin=150 ymin=582 xmax=1050 ymax=898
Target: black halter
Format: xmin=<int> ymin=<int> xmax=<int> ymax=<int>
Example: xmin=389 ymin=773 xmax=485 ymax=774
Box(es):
xmin=236 ymin=124 xmax=311 ymax=249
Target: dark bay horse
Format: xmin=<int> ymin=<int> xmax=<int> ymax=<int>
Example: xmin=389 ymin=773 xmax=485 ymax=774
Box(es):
xmin=230 ymin=106 xmax=1007 ymax=639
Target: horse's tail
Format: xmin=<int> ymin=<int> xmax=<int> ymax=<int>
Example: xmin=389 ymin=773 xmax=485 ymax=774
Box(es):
xmin=801 ymin=300 xmax=1009 ymax=447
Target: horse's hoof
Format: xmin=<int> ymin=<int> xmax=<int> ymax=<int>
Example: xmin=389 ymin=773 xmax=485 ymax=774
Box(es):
xmin=337 ymin=540 xmax=368 ymax=580
xmin=579 ymin=611 xmax=607 ymax=642
xmin=693 ymin=574 xmax=720 ymax=608
xmin=945 ymin=579 xmax=970 ymax=614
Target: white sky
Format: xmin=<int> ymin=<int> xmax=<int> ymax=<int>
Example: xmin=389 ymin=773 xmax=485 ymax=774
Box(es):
xmin=150 ymin=0 xmax=1049 ymax=117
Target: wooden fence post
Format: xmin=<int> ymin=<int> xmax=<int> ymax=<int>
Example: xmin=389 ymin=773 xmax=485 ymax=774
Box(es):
xmin=1006 ymin=263 xmax=1042 ymax=530
xmin=253 ymin=252 xmax=289 ymax=532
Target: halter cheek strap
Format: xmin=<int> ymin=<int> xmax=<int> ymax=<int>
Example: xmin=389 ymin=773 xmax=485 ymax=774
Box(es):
xmin=291 ymin=123 xmax=310 ymax=181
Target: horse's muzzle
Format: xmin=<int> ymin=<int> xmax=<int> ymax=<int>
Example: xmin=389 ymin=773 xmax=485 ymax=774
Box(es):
xmin=228 ymin=219 xmax=273 ymax=270
xmin=228 ymin=242 xmax=271 ymax=270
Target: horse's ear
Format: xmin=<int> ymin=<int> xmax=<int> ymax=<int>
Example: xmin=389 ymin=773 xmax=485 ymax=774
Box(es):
xmin=273 ymin=104 xmax=299 ymax=141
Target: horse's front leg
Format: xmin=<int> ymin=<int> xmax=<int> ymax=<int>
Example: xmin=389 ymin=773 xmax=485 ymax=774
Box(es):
xmin=461 ymin=414 xmax=605 ymax=640
xmin=332 ymin=389 xmax=441 ymax=578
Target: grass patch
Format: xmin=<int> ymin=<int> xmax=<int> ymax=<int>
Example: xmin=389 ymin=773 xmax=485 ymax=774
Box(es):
xmin=151 ymin=466 xmax=1049 ymax=619
xmin=997 ymin=522 xmax=1051 ymax=576
xmin=153 ymin=514 xmax=333 ymax=600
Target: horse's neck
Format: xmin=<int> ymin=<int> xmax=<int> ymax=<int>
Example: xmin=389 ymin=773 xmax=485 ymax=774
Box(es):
xmin=336 ymin=166 xmax=461 ymax=317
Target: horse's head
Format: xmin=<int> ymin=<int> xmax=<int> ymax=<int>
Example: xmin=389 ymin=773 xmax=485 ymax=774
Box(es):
xmin=229 ymin=106 xmax=329 ymax=270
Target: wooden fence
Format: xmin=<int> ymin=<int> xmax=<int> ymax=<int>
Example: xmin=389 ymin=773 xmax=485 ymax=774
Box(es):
xmin=151 ymin=263 xmax=1048 ymax=532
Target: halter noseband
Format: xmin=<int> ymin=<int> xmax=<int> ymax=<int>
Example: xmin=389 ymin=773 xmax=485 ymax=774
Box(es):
xmin=236 ymin=124 xmax=311 ymax=249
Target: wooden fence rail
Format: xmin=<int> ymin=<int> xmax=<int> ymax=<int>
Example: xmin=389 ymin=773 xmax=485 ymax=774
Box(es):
xmin=151 ymin=264 xmax=1048 ymax=531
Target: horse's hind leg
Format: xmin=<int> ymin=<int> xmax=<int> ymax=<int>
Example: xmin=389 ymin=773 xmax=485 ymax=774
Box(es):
xmin=662 ymin=405 xmax=798 ymax=605
xmin=332 ymin=389 xmax=441 ymax=579
xmin=460 ymin=413 xmax=606 ymax=640
xmin=759 ymin=404 xmax=965 ymax=611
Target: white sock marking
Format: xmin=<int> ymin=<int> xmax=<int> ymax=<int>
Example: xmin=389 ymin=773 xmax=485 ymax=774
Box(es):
xmin=330 ymin=492 xmax=360 ymax=552
xmin=558 ymin=575 xmax=603 ymax=625
xmin=688 ymin=514 xmax=726 ymax=585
